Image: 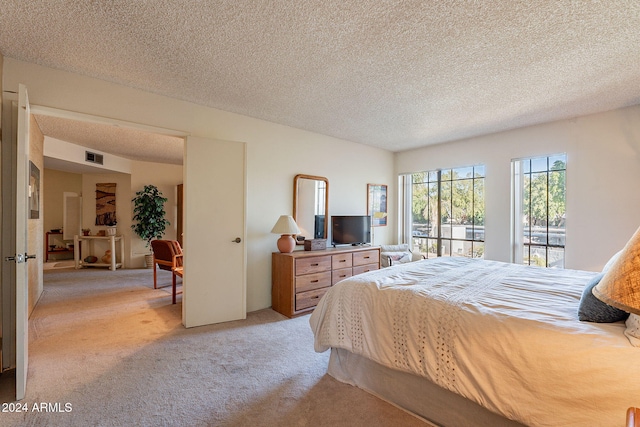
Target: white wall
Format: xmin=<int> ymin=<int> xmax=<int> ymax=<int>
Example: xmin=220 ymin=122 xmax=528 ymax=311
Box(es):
xmin=44 ymin=137 xmax=133 ymax=174
xmin=3 ymin=58 xmax=396 ymax=314
xmin=28 ymin=115 xmax=44 ymax=314
xmin=396 ymin=105 xmax=640 ymax=271
xmin=43 ymin=169 xmax=82 ymax=236
xmin=80 ymin=172 xmax=132 ymax=266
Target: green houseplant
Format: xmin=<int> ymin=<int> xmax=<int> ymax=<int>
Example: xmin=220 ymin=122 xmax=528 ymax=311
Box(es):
xmin=131 ymin=185 xmax=170 ymax=267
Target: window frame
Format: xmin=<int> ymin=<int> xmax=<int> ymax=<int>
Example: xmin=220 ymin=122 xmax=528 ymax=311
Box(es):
xmin=403 ymin=165 xmax=485 ymax=259
xmin=511 ymin=154 xmax=567 ymax=268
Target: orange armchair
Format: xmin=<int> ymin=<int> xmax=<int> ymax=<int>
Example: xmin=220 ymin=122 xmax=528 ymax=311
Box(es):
xmin=150 ymin=240 xmax=183 ymax=304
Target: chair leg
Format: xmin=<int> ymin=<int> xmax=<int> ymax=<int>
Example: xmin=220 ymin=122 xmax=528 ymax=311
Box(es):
xmin=153 ymin=263 xmax=157 ymax=289
xmin=172 ymin=272 xmax=177 ymax=304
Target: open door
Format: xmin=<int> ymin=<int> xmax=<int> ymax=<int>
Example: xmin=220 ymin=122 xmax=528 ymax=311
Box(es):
xmin=182 ymin=137 xmax=246 ymax=327
xmin=1 ymin=84 xmax=33 ymax=400
xmin=63 ymin=192 xmax=82 ymax=241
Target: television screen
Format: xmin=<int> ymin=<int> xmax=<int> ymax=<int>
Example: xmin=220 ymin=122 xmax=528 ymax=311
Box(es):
xmin=331 ymin=215 xmax=371 ymax=246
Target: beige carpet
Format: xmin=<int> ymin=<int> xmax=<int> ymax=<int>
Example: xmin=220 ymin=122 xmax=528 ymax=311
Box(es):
xmin=0 ymin=268 xmax=427 ymax=426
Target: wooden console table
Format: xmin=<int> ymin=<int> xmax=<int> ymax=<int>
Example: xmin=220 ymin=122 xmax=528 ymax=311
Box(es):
xmin=74 ymin=235 xmax=125 ymax=271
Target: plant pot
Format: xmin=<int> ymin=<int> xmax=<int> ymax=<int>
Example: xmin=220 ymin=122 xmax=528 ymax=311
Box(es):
xmin=106 ymin=226 xmax=117 ymax=236
xmin=144 ymin=254 xmax=154 ymax=269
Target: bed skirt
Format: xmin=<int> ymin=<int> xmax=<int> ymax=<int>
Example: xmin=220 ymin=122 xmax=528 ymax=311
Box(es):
xmin=328 ymin=348 xmax=525 ymax=427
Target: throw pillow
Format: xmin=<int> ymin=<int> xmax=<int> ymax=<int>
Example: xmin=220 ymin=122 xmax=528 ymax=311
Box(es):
xmin=625 ymin=313 xmax=640 ymax=347
xmin=578 ymin=273 xmax=630 ymax=323
xmin=381 ymin=251 xmax=411 ymax=267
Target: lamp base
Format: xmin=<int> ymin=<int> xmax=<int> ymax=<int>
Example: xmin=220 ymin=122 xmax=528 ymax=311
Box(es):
xmin=277 ymin=234 xmax=296 ymax=253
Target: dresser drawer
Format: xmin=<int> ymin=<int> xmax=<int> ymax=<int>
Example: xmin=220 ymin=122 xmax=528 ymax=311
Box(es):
xmin=296 ymin=287 xmax=329 ymax=311
xmin=332 ymin=267 xmax=353 ymax=285
xmin=295 ymin=256 xmax=331 ymax=275
xmin=353 ymin=250 xmax=379 ymax=266
xmin=353 ymin=263 xmax=379 ymax=275
xmin=332 ymin=253 xmax=352 ymax=269
xmin=296 ymin=271 xmax=331 ymax=293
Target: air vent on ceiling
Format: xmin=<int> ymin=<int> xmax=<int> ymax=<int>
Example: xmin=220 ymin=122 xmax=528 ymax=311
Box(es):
xmin=85 ymin=151 xmax=104 ymax=165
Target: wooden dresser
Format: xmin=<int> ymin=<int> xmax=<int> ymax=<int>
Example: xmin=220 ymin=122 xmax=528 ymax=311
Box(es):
xmin=272 ymin=246 xmax=380 ymax=318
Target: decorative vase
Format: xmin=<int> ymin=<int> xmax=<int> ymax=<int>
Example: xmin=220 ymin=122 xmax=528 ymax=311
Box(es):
xmin=145 ymin=254 xmax=154 ymax=269
xmin=106 ymin=226 xmax=117 ymax=236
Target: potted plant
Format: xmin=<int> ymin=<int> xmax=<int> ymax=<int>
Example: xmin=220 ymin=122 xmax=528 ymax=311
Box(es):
xmin=105 ymin=217 xmax=117 ymax=236
xmin=131 ymin=184 xmax=170 ymax=268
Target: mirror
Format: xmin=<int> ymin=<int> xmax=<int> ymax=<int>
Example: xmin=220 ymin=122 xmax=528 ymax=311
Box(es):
xmin=293 ymin=174 xmax=329 ymax=243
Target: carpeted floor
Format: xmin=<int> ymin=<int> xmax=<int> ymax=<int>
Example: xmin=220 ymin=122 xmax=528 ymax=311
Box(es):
xmin=0 ymin=267 xmax=427 ymax=426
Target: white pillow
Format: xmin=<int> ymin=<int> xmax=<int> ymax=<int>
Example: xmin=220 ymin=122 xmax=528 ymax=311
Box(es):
xmin=380 ymin=251 xmax=411 ymax=267
xmin=625 ymin=313 xmax=640 ymax=347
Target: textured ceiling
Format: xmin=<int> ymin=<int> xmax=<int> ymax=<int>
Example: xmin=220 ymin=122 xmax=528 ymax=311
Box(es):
xmin=34 ymin=115 xmax=184 ymax=165
xmin=1 ymin=1 xmax=640 ymax=159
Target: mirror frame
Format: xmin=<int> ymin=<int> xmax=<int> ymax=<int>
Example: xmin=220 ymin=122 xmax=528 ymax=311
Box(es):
xmin=293 ymin=174 xmax=329 ymax=242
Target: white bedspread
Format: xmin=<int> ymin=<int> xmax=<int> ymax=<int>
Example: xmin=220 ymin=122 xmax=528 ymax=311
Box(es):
xmin=309 ymin=257 xmax=640 ymax=426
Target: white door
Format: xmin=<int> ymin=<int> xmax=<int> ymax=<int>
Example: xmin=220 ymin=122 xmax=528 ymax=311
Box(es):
xmin=63 ymin=192 xmax=82 ymax=241
xmin=183 ymin=137 xmax=246 ymax=327
xmin=14 ymin=84 xmax=31 ymax=400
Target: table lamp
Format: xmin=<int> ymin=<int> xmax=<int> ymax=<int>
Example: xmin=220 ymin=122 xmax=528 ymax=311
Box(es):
xmin=271 ymin=215 xmax=300 ymax=253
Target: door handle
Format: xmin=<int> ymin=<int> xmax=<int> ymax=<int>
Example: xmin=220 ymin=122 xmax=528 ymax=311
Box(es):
xmin=232 ymin=237 xmax=241 ymax=243
xmin=5 ymin=253 xmax=25 ymax=263
xmin=25 ymin=253 xmax=37 ymax=261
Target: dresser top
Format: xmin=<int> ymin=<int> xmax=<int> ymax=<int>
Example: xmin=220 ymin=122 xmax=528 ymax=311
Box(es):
xmin=273 ymin=245 xmax=379 ymax=258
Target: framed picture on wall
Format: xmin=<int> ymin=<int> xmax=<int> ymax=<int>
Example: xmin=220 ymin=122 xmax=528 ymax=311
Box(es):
xmin=29 ymin=161 xmax=40 ymax=219
xmin=367 ymin=184 xmax=387 ymax=227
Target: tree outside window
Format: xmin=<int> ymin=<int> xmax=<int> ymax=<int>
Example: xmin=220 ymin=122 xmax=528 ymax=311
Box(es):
xmin=409 ymin=166 xmax=485 ymax=259
xmin=514 ymin=154 xmax=566 ymax=268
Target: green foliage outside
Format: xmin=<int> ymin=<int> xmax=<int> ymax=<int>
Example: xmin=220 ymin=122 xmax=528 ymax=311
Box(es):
xmin=131 ymin=184 xmax=170 ymax=248
xmin=410 ymin=160 xmax=565 ymax=263
xmin=411 ymin=168 xmax=485 ymax=235
xmin=411 ymin=160 xmax=565 ymax=237
xmin=523 ymin=160 xmax=566 ymax=228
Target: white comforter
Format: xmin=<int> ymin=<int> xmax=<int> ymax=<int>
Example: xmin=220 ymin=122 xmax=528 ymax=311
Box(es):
xmin=309 ymin=257 xmax=640 ymax=426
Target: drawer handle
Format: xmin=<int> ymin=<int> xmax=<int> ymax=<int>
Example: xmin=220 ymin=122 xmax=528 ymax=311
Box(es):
xmin=312 ymin=295 xmax=320 ymax=299
xmin=311 ymin=263 xmax=318 ymax=266
xmin=339 ymin=275 xmax=346 ymax=278
xmin=363 ymin=256 xmax=370 ymax=259
xmin=311 ymin=280 xmax=318 ymax=283
xmin=339 ymin=259 xmax=345 ymax=263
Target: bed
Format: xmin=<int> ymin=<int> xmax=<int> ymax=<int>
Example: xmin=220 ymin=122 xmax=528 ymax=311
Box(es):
xmin=309 ymin=256 xmax=640 ymax=426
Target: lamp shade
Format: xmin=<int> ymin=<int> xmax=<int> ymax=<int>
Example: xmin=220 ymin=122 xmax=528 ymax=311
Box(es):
xmin=593 ymin=226 xmax=640 ymax=315
xmin=271 ymin=215 xmax=301 ymax=235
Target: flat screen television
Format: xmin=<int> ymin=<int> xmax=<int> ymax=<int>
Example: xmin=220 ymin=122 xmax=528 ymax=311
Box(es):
xmin=331 ymin=215 xmax=371 ymax=247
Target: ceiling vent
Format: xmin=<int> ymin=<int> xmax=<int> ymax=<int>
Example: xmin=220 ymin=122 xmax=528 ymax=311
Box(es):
xmin=85 ymin=151 xmax=104 ymax=165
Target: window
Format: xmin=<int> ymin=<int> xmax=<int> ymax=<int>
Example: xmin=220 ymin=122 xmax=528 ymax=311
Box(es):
xmin=403 ymin=166 xmax=485 ymax=259
xmin=512 ymin=154 xmax=566 ymax=267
